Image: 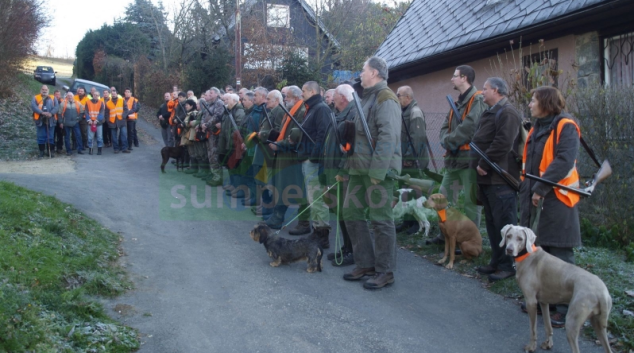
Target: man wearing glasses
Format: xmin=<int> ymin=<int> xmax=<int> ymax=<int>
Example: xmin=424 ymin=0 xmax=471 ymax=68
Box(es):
xmin=427 ymin=65 xmax=486 ymax=245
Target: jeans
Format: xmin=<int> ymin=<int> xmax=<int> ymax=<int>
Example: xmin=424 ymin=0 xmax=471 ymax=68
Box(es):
xmin=87 ymin=124 xmax=103 ymax=148
xmin=64 ymin=125 xmax=83 ymax=152
xmin=440 ymin=168 xmax=482 ymax=226
xmin=161 ymin=126 xmax=174 ymax=147
xmin=127 ymin=119 xmax=138 ymax=147
xmin=302 ymin=160 xmax=330 ymax=229
xmin=479 ymin=184 xmax=517 ymax=272
xmin=36 ymin=124 xmax=54 ymax=144
xmin=111 ymin=126 xmax=128 ymax=152
xmin=343 ymin=175 xmax=397 ymax=273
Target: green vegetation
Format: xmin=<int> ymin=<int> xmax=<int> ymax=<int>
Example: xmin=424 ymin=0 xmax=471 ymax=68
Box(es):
xmin=0 ymin=74 xmax=48 ymax=160
xmin=396 ymin=225 xmax=634 ymax=350
xmin=0 ymin=181 xmax=139 ymax=352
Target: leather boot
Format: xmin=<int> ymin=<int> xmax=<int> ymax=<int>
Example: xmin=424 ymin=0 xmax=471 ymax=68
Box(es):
xmin=38 ymin=144 xmax=45 ymax=158
xmin=97 ymin=147 xmax=102 ymax=155
xmin=89 ymin=148 xmax=93 ymax=155
xmin=363 ymin=272 xmax=395 ymax=289
xmin=343 ymin=267 xmax=376 ymax=281
xmin=185 ymin=158 xmax=199 ymax=174
xmin=288 ymin=221 xmax=311 ymax=236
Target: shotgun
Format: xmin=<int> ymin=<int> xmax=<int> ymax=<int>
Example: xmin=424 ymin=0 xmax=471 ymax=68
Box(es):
xmin=352 ymin=91 xmax=373 ymax=152
xmin=469 ymin=142 xmax=520 ymax=192
xmin=278 ymin=102 xmax=315 ymax=144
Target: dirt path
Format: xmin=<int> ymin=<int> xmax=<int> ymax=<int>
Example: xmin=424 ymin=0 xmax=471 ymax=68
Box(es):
xmin=0 ymin=157 xmax=75 ymax=174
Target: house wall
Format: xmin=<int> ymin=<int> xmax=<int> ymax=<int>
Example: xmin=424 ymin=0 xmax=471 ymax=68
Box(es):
xmin=386 ymin=34 xmax=580 ymax=170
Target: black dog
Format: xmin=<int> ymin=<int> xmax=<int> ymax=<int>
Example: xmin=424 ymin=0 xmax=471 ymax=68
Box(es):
xmin=250 ymin=223 xmax=323 ymax=272
xmin=160 ymin=146 xmax=186 ymax=173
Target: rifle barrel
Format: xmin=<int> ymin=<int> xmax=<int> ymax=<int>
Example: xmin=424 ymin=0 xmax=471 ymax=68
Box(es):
xmin=277 ymin=103 xmax=315 ymax=144
xmin=523 ymin=173 xmax=591 ymax=197
xmin=352 ymin=91 xmax=373 ymax=152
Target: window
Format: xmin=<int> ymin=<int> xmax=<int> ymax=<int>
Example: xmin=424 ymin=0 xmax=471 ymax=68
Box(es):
xmin=604 ymin=32 xmax=634 ymax=87
xmin=522 ymin=48 xmax=559 ymax=87
xmin=267 ymin=4 xmax=290 ymax=28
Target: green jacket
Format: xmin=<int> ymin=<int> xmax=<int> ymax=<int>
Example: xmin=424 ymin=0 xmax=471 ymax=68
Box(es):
xmin=218 ymin=104 xmax=245 ymax=155
xmin=439 ymin=86 xmax=486 ymax=170
xmin=272 ymin=103 xmax=306 ymax=193
xmin=347 ymin=80 xmax=402 ymax=181
xmin=401 ymin=100 xmax=429 ymax=171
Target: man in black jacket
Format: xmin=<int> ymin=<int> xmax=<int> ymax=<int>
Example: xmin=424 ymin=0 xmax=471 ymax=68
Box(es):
xmin=471 ymin=77 xmax=522 ymax=282
xmin=157 ymin=92 xmax=174 ymax=147
xmin=291 ymin=81 xmax=331 ymax=248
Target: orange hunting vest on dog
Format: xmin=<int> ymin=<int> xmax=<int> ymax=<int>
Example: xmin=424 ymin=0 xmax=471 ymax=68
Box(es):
xmin=107 ymin=97 xmax=124 ymax=124
xmin=522 ymin=118 xmax=581 ymax=207
xmin=447 ymin=90 xmax=482 ymax=151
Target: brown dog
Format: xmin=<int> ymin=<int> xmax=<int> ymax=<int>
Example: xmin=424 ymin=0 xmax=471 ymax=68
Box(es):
xmin=423 ymin=193 xmax=482 ymax=269
xmin=160 ymin=146 xmax=186 ymax=173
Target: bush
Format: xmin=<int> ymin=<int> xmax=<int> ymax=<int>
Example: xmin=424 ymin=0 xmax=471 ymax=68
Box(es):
xmin=574 ymin=84 xmax=634 ymax=247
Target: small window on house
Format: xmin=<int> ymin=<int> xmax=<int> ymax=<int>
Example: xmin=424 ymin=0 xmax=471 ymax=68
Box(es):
xmin=267 ymin=4 xmax=290 ymax=28
xmin=604 ymin=32 xmax=634 ymax=87
xmin=522 ymin=48 xmax=559 ymax=88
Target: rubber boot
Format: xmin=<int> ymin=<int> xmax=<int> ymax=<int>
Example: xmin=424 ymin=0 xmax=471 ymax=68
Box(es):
xmin=206 ymin=168 xmax=223 ymax=186
xmin=195 ymin=160 xmax=210 ymax=178
xmin=38 ymin=144 xmax=45 ymax=158
xmin=97 ymin=147 xmax=102 ymax=155
xmin=185 ymin=157 xmax=199 ymax=174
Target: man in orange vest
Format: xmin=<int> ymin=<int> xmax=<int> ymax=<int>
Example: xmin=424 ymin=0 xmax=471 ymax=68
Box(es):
xmin=86 ymin=90 xmax=105 ymax=155
xmin=31 ymin=85 xmax=59 ymax=158
xmin=59 ymin=91 xmax=84 ymax=155
xmin=428 ymin=65 xmax=486 ymax=245
xmin=123 ymin=88 xmax=140 ymax=150
xmin=106 ymin=86 xmax=130 ymax=153
xmin=74 ymin=86 xmax=90 ymax=149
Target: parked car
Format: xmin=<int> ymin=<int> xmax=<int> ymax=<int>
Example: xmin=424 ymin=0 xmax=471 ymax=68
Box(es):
xmin=34 ymin=66 xmax=56 ymax=86
xmin=63 ymin=78 xmax=110 ymax=96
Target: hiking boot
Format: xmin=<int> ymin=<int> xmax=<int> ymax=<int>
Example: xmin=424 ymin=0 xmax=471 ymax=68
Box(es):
xmin=488 ymin=270 xmax=515 ymax=282
xmin=425 ymin=234 xmax=445 ymax=245
xmin=97 ymin=147 xmax=102 ymax=155
xmin=363 ymin=272 xmax=395 ymax=289
xmin=288 ymin=221 xmax=311 ymax=236
xmin=331 ymin=252 xmax=354 ymax=267
xmin=343 ymin=267 xmax=376 ymax=281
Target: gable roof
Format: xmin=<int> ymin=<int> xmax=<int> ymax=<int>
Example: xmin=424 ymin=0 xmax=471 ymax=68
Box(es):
xmin=218 ymin=0 xmax=339 ymax=49
xmin=376 ymin=0 xmax=617 ymax=74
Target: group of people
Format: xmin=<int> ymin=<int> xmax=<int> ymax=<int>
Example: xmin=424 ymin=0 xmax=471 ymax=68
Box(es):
xmin=31 ymin=85 xmax=141 ymax=157
xmin=157 ymin=56 xmax=582 ymax=324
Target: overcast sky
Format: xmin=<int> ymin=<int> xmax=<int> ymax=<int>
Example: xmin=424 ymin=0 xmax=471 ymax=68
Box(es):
xmin=38 ymin=0 xmax=156 ymax=58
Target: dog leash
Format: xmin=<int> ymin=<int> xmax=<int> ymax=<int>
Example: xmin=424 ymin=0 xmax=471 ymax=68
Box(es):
xmin=333 ymin=181 xmax=344 ymax=265
xmin=274 ymin=181 xmax=340 ymax=235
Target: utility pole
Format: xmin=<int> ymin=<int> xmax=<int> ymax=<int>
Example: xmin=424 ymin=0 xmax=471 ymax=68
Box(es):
xmin=235 ymin=0 xmax=242 ymax=89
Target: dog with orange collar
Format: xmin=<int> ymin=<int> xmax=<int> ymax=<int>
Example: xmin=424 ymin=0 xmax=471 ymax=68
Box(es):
xmin=422 ymin=193 xmax=482 ymax=269
xmin=500 ymin=225 xmax=612 ymax=353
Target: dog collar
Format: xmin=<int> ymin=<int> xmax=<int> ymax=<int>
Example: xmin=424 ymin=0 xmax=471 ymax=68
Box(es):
xmin=514 ymin=245 xmax=539 ymax=263
xmin=436 ymin=208 xmax=447 ymax=223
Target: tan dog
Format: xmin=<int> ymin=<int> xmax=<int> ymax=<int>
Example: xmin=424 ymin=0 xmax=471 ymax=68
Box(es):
xmin=500 ymin=225 xmax=612 ymax=353
xmin=422 ymin=194 xmax=482 ymax=269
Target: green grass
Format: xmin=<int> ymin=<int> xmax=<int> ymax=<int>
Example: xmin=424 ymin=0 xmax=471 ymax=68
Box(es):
xmin=397 ymin=223 xmax=634 ymax=351
xmin=0 ymin=181 xmax=139 ymax=352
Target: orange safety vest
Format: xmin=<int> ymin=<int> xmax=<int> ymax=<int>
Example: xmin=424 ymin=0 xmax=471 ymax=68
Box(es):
xmin=168 ymin=99 xmax=178 ymax=125
xmin=106 ymin=97 xmax=124 ymax=124
xmin=447 ymin=90 xmax=482 ymax=151
xmin=74 ymin=95 xmax=89 ymax=106
xmin=522 ymin=118 xmax=581 ymax=207
xmin=86 ymin=100 xmax=104 ymax=121
xmin=60 ymin=100 xmax=81 ymax=116
xmin=33 ymin=94 xmax=55 ymax=121
xmin=125 ymin=97 xmax=138 ymax=120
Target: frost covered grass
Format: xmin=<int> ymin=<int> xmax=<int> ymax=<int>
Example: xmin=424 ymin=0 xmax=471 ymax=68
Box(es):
xmin=0 ymin=181 xmax=139 ymax=352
